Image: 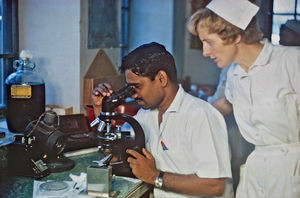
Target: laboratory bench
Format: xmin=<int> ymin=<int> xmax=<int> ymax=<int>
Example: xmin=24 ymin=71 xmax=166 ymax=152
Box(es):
xmin=0 ymin=146 xmax=153 ymax=198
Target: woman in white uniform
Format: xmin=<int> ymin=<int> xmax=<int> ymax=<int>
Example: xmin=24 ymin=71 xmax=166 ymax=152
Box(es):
xmin=187 ymin=0 xmax=300 ymax=197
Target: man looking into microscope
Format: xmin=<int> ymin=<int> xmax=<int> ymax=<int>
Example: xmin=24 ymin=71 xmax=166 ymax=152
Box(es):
xmin=92 ymin=42 xmax=233 ymax=197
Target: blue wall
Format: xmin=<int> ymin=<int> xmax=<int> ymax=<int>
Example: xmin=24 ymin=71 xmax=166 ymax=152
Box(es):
xmin=129 ymin=0 xmax=174 ymax=54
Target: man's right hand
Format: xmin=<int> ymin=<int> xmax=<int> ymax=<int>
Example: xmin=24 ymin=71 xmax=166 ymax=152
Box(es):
xmin=91 ymin=83 xmax=114 ymax=116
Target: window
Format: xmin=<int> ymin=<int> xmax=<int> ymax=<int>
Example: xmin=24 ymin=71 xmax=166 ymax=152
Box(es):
xmin=0 ymin=0 xmax=18 ymax=114
xmin=271 ymin=0 xmax=300 ymax=44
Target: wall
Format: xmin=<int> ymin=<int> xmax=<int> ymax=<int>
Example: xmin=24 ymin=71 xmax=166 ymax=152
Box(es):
xmin=79 ymin=0 xmax=121 ymax=113
xmin=127 ymin=0 xmax=220 ymax=85
xmin=182 ymin=1 xmax=220 ymax=86
xmin=18 ymin=0 xmax=81 ymax=112
xmin=18 ymin=0 xmax=121 ymax=113
xmin=18 ymin=0 xmax=220 ymax=114
xmin=129 ymin=0 xmax=174 ymax=53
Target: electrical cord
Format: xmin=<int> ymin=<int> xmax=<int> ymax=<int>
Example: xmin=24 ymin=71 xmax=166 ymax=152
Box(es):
xmin=25 ymin=110 xmax=51 ymax=137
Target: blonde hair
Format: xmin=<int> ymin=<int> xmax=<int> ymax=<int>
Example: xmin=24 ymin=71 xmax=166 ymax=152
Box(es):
xmin=187 ymin=8 xmax=263 ymax=44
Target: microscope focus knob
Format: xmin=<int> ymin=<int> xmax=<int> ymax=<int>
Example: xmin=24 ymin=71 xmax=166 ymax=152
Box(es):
xmin=97 ymin=120 xmax=106 ymax=132
xmin=90 ymin=117 xmax=100 ymax=127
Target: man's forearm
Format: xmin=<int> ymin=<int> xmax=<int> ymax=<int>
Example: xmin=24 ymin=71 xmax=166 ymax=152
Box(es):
xmin=159 ymin=172 xmax=225 ymax=196
xmin=93 ymin=104 xmax=101 ymax=117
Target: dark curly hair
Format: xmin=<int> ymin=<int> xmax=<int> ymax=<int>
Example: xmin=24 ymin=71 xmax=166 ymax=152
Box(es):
xmin=119 ymin=42 xmax=177 ymax=83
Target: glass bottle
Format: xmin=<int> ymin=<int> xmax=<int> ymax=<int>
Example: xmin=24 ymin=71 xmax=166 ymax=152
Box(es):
xmin=5 ymin=50 xmax=45 ymax=134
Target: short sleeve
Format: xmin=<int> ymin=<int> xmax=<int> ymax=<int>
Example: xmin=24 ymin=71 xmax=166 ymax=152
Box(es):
xmin=187 ymin=104 xmax=232 ymax=178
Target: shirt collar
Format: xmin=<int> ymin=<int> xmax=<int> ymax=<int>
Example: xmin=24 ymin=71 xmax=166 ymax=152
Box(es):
xmin=232 ymin=62 xmax=245 ymax=76
xmin=233 ymin=39 xmax=273 ymax=76
xmin=250 ymin=39 xmax=273 ymax=67
xmin=165 ymin=84 xmax=184 ymax=113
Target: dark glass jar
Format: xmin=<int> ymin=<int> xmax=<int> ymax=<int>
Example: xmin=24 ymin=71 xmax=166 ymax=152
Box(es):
xmin=5 ymin=51 xmax=45 ymax=133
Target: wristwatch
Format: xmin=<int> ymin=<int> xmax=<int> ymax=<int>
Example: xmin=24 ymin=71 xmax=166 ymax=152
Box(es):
xmin=154 ymin=171 xmax=165 ymax=188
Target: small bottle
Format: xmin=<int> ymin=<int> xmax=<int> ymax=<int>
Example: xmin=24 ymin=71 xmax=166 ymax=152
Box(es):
xmin=5 ymin=50 xmax=45 ymax=134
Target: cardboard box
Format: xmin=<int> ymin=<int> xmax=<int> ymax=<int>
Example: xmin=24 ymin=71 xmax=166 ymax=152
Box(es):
xmin=83 ymin=49 xmax=125 ymax=106
xmin=46 ymin=104 xmax=73 ymax=115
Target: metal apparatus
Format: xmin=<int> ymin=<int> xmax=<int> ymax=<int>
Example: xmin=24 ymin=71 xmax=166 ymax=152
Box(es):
xmin=90 ymin=85 xmax=145 ymax=178
xmin=7 ymin=111 xmax=74 ymax=178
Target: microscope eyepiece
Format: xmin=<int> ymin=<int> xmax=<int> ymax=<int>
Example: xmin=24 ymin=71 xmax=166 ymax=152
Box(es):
xmin=110 ymin=85 xmax=136 ymax=101
xmin=102 ymin=85 xmax=136 ymax=112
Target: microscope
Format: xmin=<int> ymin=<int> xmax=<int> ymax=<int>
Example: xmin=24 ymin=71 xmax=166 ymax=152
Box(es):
xmin=90 ymin=85 xmax=145 ymax=178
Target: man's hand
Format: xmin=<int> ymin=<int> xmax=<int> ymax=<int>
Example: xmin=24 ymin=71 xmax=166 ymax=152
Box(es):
xmin=127 ymin=148 xmax=159 ymax=184
xmin=91 ymin=83 xmax=114 ymax=116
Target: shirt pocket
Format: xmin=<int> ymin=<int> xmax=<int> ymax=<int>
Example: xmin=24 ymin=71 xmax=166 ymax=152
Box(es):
xmin=156 ymin=141 xmax=192 ymax=174
xmin=252 ymin=95 xmax=299 ymax=137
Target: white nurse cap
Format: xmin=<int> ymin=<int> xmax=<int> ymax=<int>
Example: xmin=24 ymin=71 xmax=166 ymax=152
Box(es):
xmin=206 ymin=0 xmax=259 ymax=30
